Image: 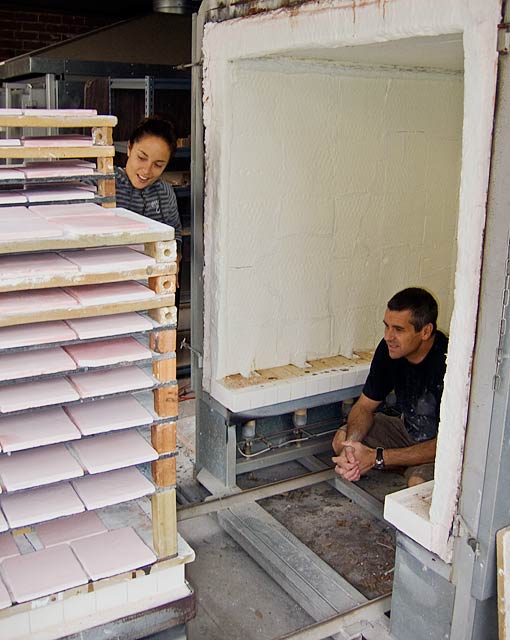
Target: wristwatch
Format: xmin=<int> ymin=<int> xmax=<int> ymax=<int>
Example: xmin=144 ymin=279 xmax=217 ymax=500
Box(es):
xmin=374 ymin=447 xmax=385 ymax=470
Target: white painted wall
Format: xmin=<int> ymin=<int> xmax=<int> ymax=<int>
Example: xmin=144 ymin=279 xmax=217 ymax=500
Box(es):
xmin=212 ymin=58 xmax=462 ymax=379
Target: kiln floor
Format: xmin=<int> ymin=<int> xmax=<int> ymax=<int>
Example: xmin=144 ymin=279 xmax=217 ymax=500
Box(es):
xmin=144 ymin=393 xmax=402 ymax=640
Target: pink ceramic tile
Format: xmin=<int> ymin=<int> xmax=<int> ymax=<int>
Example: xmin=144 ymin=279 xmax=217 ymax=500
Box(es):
xmin=0 ymin=251 xmax=78 ymax=277
xmin=0 ymin=206 xmax=34 ymax=221
xmin=71 ymin=527 xmax=156 ymax=581
xmin=0 ymin=192 xmax=26 ymax=204
xmin=0 ymin=377 xmax=79 ymax=413
xmin=21 ymin=135 xmax=93 ymax=147
xmin=71 ymin=466 xmax=154 ymax=509
xmin=63 ymin=281 xmax=155 ymax=305
xmin=67 ymin=365 xmax=154 ymax=399
xmin=0 ymin=321 xmax=77 ymax=349
xmin=0 ymin=482 xmax=84 ymax=528
xmin=0 ymin=347 xmax=77 ymax=382
xmin=0 ymin=288 xmax=78 ymax=316
xmin=0 ymin=578 xmax=11 ymax=609
xmin=22 ymin=108 xmax=97 ymax=116
xmin=64 ymin=395 xmax=153 ymax=436
xmin=0 ymin=512 xmax=7 ymax=533
xmin=53 ymin=214 xmax=150 ymax=234
xmin=0 ymin=533 xmax=19 ymax=563
xmin=1 ymin=544 xmax=88 ymax=603
xmin=0 ymin=167 xmax=25 ymax=180
xmin=0 ymin=443 xmax=84 ymax=492
xmin=24 ymin=185 xmax=96 ymax=203
xmin=0 ymin=407 xmax=81 ymax=452
xmin=64 ymin=312 xmax=153 ymax=340
xmin=63 ymin=336 xmax=151 ymax=367
xmin=21 ymin=160 xmax=96 ymax=179
xmin=0 ymin=218 xmax=64 ymax=242
xmin=35 ymin=511 xmax=106 ymax=548
xmin=71 ymin=430 xmax=158 ymax=474
xmin=29 ymin=202 xmax=110 ymax=218
xmin=59 ymin=246 xmax=155 ymax=273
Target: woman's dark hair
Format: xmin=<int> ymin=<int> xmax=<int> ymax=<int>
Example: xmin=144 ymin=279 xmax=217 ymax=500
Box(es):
xmin=387 ymin=287 xmax=438 ymax=333
xmin=128 ymin=116 xmax=177 ymax=155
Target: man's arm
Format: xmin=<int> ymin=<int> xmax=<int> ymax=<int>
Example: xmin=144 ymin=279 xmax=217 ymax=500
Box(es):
xmin=332 ymin=393 xmax=381 ymax=454
xmin=339 ymin=436 xmax=436 ymax=479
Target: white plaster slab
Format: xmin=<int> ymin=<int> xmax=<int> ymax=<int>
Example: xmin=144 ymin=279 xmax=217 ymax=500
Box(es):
xmin=53 ymin=213 xmax=151 ymax=234
xmin=0 ymin=443 xmax=84 ymax=492
xmin=35 ymin=511 xmax=106 ymax=548
xmin=64 ymin=312 xmax=153 ymax=340
xmin=67 ymin=365 xmax=154 ymax=399
xmin=0 ymin=139 xmax=21 ymax=147
xmin=0 ymin=287 xmax=78 ymax=316
xmin=0 ymin=251 xmax=79 ymax=278
xmin=0 ymin=543 xmax=88 ymax=603
xmin=21 ymin=135 xmax=93 ymax=147
xmin=0 ymin=109 xmax=22 ymax=115
xmin=0 ymin=320 xmax=77 ymax=349
xmin=384 ymin=480 xmax=434 ymax=552
xmin=0 ymin=533 xmax=19 ymax=563
xmin=64 ymin=395 xmax=153 ymax=436
xmin=63 ymin=281 xmax=155 ymax=305
xmin=59 ymin=246 xmax=156 ymax=272
xmin=0 ymin=347 xmax=77 ymax=382
xmin=64 ymin=336 xmax=151 ymax=367
xmin=71 ymin=430 xmax=158 ymax=474
xmin=0 ymin=406 xmax=81 ymax=452
xmin=0 ymin=377 xmax=79 ymax=413
xmin=0 ymin=578 xmax=11 ymax=609
xmin=24 ymin=185 xmax=96 ymax=202
xmin=0 ymin=168 xmax=25 ymax=180
xmin=29 ymin=202 xmax=111 ymax=218
xmin=0 ymin=192 xmax=26 ymax=204
xmin=71 ymin=466 xmax=154 ymax=509
xmin=0 ymin=482 xmax=84 ymax=528
xmin=20 ymin=160 xmax=96 ymax=179
xmin=71 ymin=526 xmax=156 ymax=581
xmin=0 ymin=217 xmax=63 ymax=240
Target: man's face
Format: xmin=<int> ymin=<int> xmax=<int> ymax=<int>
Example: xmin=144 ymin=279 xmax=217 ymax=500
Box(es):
xmin=383 ymin=308 xmax=431 ymax=362
xmin=126 ymin=134 xmax=171 ymax=190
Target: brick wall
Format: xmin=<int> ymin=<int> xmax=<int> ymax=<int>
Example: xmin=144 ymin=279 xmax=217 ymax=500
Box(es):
xmin=0 ymin=9 xmax=127 ymax=62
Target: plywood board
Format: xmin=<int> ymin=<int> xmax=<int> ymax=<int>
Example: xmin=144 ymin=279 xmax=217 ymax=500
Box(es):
xmin=0 ymin=115 xmax=116 ymax=128
xmin=70 ymin=526 xmax=156 ymax=581
xmin=0 ymin=377 xmax=79 ymax=413
xmin=497 ymin=526 xmax=510 ymax=640
xmin=64 ymin=312 xmax=153 ymax=340
xmin=0 ymin=347 xmax=77 ymax=382
xmin=0 ymin=444 xmax=84 ymax=492
xmin=0 ymin=407 xmax=81 ymax=452
xmin=35 ymin=511 xmax=106 ymax=548
xmin=63 ymin=336 xmax=151 ymax=367
xmin=0 ymin=482 xmax=84 ymax=528
xmin=68 ymin=365 xmax=154 ymax=398
xmin=1 ymin=544 xmax=88 ymax=603
xmin=70 ymin=430 xmax=158 ymax=474
xmin=72 ymin=466 xmax=154 ymax=510
xmin=0 ymin=321 xmax=77 ymax=349
xmin=64 ymin=395 xmax=153 ymax=436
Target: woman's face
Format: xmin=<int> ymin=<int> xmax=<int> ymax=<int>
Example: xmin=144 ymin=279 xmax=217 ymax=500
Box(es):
xmin=125 ymin=134 xmax=172 ymax=190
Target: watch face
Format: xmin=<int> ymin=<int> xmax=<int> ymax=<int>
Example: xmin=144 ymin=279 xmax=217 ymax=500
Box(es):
xmin=375 ymin=447 xmax=384 ymax=469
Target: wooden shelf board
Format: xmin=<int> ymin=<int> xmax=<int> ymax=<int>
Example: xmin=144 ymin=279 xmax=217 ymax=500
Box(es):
xmin=0 ymin=263 xmax=177 ymax=293
xmin=0 ymin=294 xmax=175 ymax=328
xmin=0 ymin=115 xmax=117 ymax=128
xmin=0 ymin=146 xmax=115 ymax=159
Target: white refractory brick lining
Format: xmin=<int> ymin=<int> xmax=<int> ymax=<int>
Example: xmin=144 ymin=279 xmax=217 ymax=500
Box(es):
xmin=202 ymin=0 xmax=501 ymax=561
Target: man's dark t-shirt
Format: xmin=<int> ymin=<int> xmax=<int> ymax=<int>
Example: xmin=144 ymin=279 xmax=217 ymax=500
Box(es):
xmin=362 ymin=331 xmax=448 ymax=443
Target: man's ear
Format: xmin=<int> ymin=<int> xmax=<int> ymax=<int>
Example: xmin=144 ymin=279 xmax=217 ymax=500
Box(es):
xmin=422 ymin=323 xmax=433 ymax=341
xmin=127 ymin=142 xmax=132 ymax=157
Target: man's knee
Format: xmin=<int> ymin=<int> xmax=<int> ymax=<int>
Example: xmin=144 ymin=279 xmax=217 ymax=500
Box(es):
xmin=407 ymin=475 xmax=426 ymax=488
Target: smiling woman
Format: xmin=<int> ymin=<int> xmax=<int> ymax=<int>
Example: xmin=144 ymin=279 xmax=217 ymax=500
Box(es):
xmin=114 ymin=117 xmax=183 ymax=258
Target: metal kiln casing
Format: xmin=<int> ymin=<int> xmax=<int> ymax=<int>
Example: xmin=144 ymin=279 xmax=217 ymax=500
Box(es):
xmin=192 ymin=0 xmax=509 ymax=637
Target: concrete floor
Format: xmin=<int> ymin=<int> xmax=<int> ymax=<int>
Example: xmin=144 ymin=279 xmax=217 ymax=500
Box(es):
xmin=147 ymin=391 xmax=401 ymax=640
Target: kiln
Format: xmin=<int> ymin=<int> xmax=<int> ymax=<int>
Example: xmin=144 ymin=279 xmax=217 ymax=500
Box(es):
xmin=191 ymin=0 xmax=510 ymax=637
